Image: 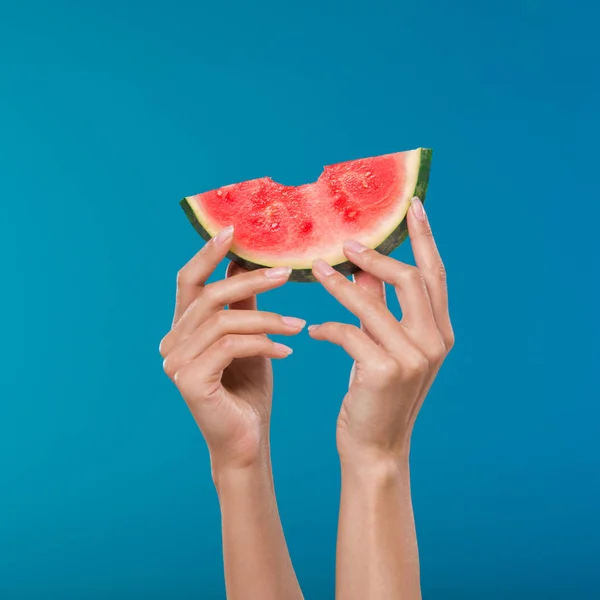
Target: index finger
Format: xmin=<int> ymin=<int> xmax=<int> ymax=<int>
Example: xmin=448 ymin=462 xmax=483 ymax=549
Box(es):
xmin=173 ymin=225 xmax=234 ymax=325
xmin=352 ymin=270 xmax=386 ymax=343
xmin=311 ymin=259 xmax=414 ymax=356
xmin=406 ymin=197 xmax=454 ymax=350
xmin=226 ymin=261 xmax=257 ymax=312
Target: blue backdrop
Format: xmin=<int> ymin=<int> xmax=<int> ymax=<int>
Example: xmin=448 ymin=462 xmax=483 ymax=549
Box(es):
xmin=1 ymin=1 xmax=599 ymax=598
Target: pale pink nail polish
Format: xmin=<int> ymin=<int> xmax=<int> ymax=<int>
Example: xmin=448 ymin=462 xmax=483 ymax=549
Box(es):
xmin=410 ymin=197 xmax=426 ymax=221
xmin=265 ymin=266 xmax=292 ymax=279
xmin=343 ymin=239 xmax=368 ymax=253
xmin=308 ymin=324 xmax=320 ymax=332
xmin=215 ymin=225 xmax=234 ymax=243
xmin=281 ymin=316 xmax=306 ymax=329
xmin=313 ymin=259 xmax=336 ymax=276
xmin=273 ymin=342 xmax=293 ymax=356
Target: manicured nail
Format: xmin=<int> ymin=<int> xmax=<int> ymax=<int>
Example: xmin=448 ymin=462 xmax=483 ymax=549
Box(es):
xmin=265 ymin=266 xmax=292 ymax=279
xmin=215 ymin=225 xmax=234 ymax=243
xmin=308 ymin=324 xmax=320 ymax=332
xmin=313 ymin=259 xmax=336 ymax=277
xmin=410 ymin=197 xmax=426 ymax=221
xmin=343 ymin=239 xmax=368 ymax=254
xmin=281 ymin=316 xmax=306 ymax=329
xmin=273 ymin=342 xmax=293 ymax=356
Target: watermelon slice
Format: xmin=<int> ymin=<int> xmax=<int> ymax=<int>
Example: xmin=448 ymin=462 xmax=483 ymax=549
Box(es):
xmin=181 ymin=148 xmax=432 ymax=282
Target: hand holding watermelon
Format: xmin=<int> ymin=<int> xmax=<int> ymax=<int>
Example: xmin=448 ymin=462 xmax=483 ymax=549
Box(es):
xmin=159 ymin=226 xmax=305 ymax=472
xmin=310 ymin=195 xmax=454 ymax=465
xmin=159 ymin=227 xmax=306 ymax=599
xmin=309 ymin=196 xmax=454 ymax=600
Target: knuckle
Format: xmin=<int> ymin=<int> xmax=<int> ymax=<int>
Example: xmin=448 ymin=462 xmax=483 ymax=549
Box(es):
xmin=395 ymin=265 xmax=423 ymax=287
xmin=429 ymin=338 xmax=448 ymax=363
xmin=201 ymin=283 xmax=224 ymax=308
xmin=202 ymin=282 xmax=218 ymax=302
xmin=327 ymin=272 xmax=342 ymax=287
xmin=176 ymin=268 xmax=192 ymax=287
xmin=370 ymin=358 xmax=400 ymax=384
xmin=173 ymin=363 xmax=191 ymax=385
xmin=421 ymin=222 xmax=434 ymax=238
xmin=342 ymin=324 xmax=361 ymax=342
xmin=437 ymin=340 xmax=448 ymax=360
xmin=410 ymin=267 xmax=425 ymax=284
xmin=213 ymin=309 xmax=229 ymax=328
xmin=359 ymin=249 xmax=376 ymax=266
xmin=159 ymin=335 xmax=170 ymax=358
xmin=405 ymin=351 xmax=429 ymax=375
xmin=428 ymin=260 xmax=447 ymax=287
xmin=162 ymin=356 xmax=177 ymax=378
xmin=444 ymin=330 xmax=455 ymax=352
xmin=218 ymin=333 xmax=236 ymax=352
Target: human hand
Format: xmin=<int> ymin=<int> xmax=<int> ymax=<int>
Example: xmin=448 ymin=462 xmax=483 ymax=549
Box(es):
xmin=159 ymin=226 xmax=305 ymax=472
xmin=309 ymin=197 xmax=454 ymax=468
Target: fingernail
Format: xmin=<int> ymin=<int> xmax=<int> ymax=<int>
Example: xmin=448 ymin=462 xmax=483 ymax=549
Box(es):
xmin=265 ymin=266 xmax=292 ymax=279
xmin=215 ymin=225 xmax=234 ymax=243
xmin=343 ymin=239 xmax=368 ymax=254
xmin=410 ymin=197 xmax=426 ymax=221
xmin=273 ymin=342 xmax=293 ymax=356
xmin=313 ymin=259 xmax=336 ymax=277
xmin=308 ymin=324 xmax=320 ymax=332
xmin=281 ymin=316 xmax=306 ymax=329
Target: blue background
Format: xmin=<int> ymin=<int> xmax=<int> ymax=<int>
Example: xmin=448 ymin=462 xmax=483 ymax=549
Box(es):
xmin=1 ymin=0 xmax=599 ymax=598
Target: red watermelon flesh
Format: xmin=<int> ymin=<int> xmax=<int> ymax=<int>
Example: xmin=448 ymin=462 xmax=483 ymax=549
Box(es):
xmin=181 ymin=148 xmax=432 ymax=282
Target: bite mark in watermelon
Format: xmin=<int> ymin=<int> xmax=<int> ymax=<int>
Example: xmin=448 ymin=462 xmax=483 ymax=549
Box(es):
xmin=181 ymin=148 xmax=432 ymax=282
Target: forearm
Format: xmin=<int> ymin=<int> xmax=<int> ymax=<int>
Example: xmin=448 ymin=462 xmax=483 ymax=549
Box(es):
xmin=336 ymin=454 xmax=421 ymax=600
xmin=213 ymin=443 xmax=303 ymax=600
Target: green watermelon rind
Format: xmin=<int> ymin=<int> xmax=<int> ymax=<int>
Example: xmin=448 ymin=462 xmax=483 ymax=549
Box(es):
xmin=180 ymin=148 xmax=432 ymax=283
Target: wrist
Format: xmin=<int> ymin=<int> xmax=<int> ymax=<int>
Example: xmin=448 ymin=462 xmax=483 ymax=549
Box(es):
xmin=337 ymin=432 xmax=411 ymax=470
xmin=207 ymin=418 xmax=271 ymax=475
xmin=339 ymin=446 xmax=410 ymax=486
xmin=340 ymin=456 xmax=411 ymax=510
xmin=211 ymin=438 xmax=273 ymax=493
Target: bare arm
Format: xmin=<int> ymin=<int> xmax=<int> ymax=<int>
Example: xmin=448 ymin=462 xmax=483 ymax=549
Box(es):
xmin=310 ymin=196 xmax=454 ymax=599
xmin=337 ymin=456 xmax=419 ymax=599
xmin=160 ymin=227 xmax=304 ymax=600
xmin=215 ymin=446 xmax=304 ymax=600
